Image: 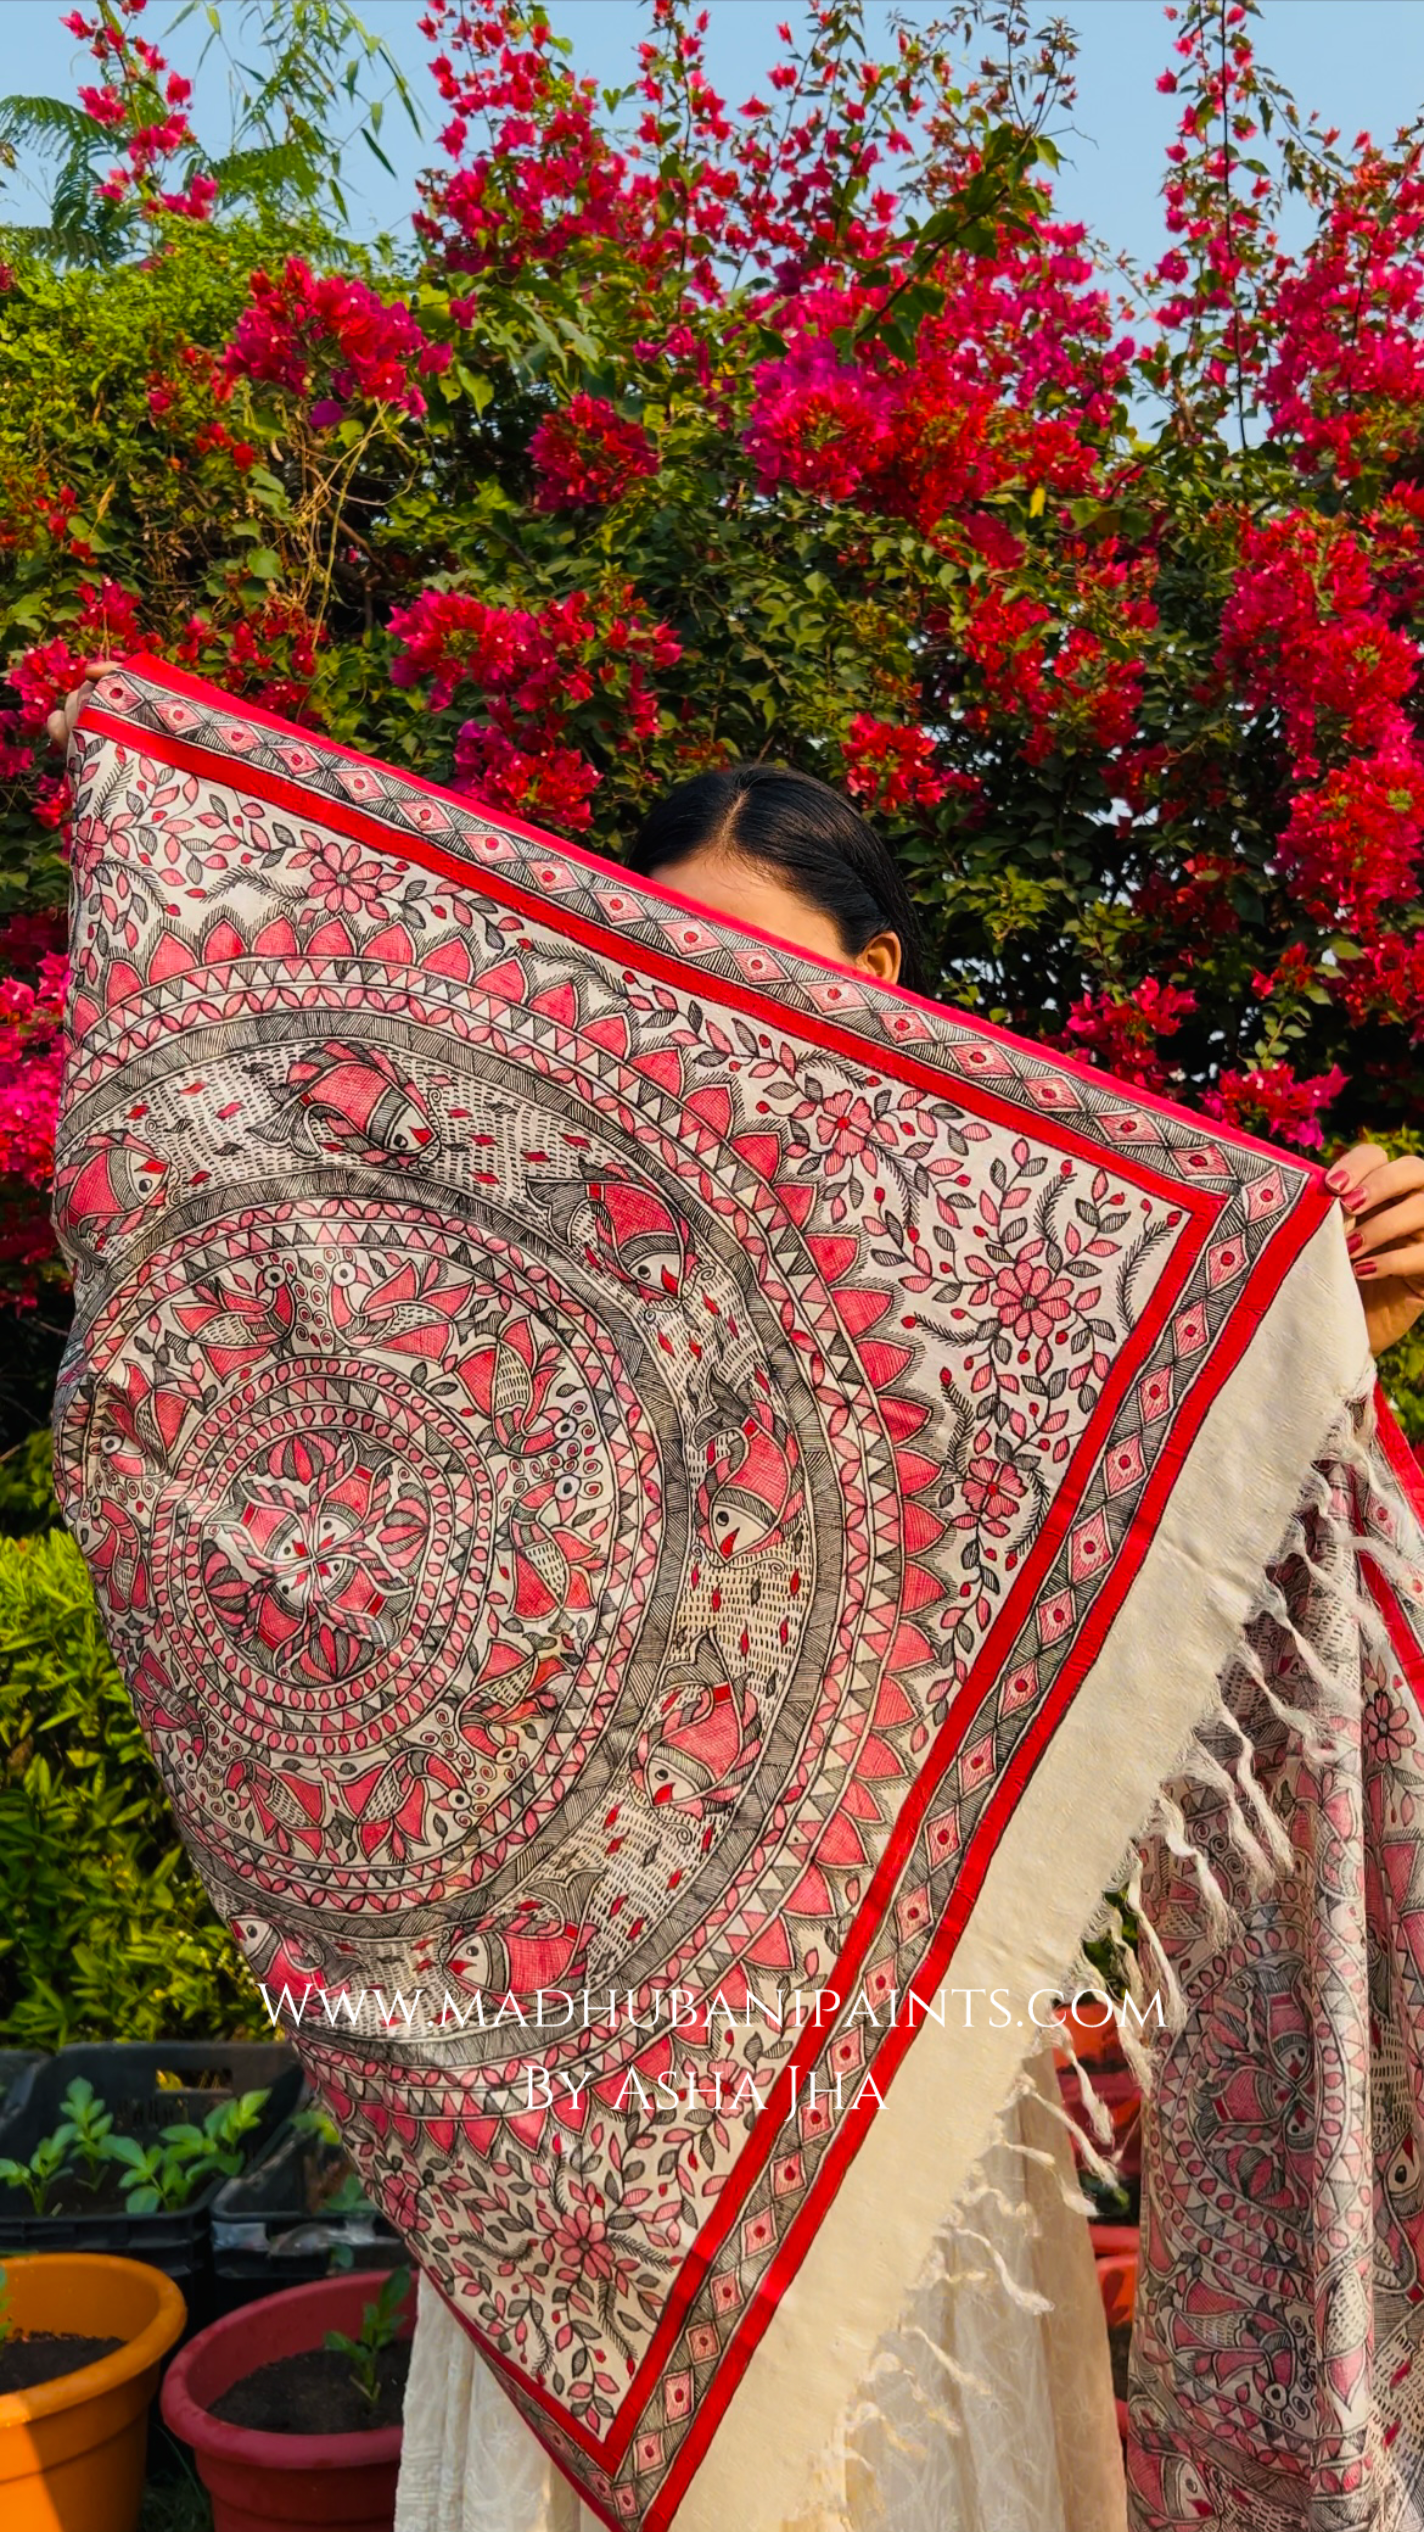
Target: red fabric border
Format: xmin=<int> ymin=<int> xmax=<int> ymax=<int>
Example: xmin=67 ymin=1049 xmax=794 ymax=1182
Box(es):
xmin=82 ymin=693 xmax=1230 ymax=1209
xmin=87 ymin=651 xmax=1324 ymax=1179
xmin=1362 ymin=1381 xmax=1424 ymax=1728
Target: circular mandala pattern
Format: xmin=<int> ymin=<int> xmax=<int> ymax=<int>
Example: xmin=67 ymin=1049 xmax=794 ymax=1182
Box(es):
xmin=129 ymin=1199 xmax=672 ymax=1907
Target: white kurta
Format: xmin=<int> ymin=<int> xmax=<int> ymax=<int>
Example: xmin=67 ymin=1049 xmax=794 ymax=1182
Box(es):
xmin=394 ymin=2057 xmax=1126 ymax=2532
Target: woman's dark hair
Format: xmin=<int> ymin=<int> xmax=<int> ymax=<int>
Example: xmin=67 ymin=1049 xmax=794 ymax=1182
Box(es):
xmin=627 ymin=763 xmax=929 ymax=996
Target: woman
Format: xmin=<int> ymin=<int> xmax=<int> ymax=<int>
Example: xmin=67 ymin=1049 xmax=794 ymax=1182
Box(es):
xmin=391 ymin=759 xmax=1139 ymax=2532
xmin=46 ymin=683 xmax=1424 ymax=2528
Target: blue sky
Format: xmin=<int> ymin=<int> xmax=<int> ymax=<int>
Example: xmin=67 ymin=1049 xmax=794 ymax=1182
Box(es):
xmin=3 ymin=0 xmax=1420 ymax=267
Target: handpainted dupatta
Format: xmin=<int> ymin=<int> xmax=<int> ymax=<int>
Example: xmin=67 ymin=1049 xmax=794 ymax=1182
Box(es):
xmin=52 ymin=658 xmax=1424 ymax=2531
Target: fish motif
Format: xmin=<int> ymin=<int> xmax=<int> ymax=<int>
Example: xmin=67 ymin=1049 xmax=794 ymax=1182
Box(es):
xmin=695 ymin=1390 xmax=803 ymax=1560
xmin=70 ymin=1493 xmax=150 ymax=1616
xmin=271 ymin=1040 xmax=438 ymax=1168
xmin=532 ymin=1173 xmax=692 ymax=1298
xmin=56 ymin=1132 xmax=170 ymax=1249
xmin=634 ymin=1637 xmax=762 ymax=1821
xmin=128 ymin=1647 xmax=206 ymax=1762
xmin=438 ymin=1870 xmax=603 ymax=2002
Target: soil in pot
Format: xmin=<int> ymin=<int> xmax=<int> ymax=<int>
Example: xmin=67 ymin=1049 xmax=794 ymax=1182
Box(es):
xmin=0 ymin=2327 xmax=122 ymax=2392
xmin=29 ymin=2169 xmax=146 ymax=2218
xmin=210 ymin=2339 xmax=410 ymax=2435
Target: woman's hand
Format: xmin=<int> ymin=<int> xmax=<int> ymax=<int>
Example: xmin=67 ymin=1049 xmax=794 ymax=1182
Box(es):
xmin=1327 ymin=1144 xmax=1424 ymax=1357
xmin=44 ymin=659 xmax=119 ymax=753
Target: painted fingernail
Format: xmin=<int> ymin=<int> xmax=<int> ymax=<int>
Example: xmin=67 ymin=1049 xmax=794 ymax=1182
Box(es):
xmin=1325 ymin=1166 xmax=1352 ymax=1193
xmin=1355 ymin=1259 xmax=1378 ymax=1278
xmin=1343 ymin=1187 xmax=1370 ymax=1213
xmin=1346 ymin=1230 xmax=1364 ymax=1256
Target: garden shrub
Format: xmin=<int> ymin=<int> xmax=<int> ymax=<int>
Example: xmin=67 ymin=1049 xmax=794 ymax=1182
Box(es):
xmin=0 ymin=1529 xmax=260 ymax=2043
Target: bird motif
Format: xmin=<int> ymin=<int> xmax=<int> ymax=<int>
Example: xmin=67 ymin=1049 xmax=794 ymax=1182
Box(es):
xmin=456 ymin=1636 xmax=568 ymax=1757
xmin=503 ymin=1473 xmax=602 ymax=1622
xmin=174 ymin=1264 xmax=296 ymax=1377
xmin=458 ymin=1314 xmax=580 ymax=1456
xmin=223 ymin=1754 xmax=326 ymax=1858
xmin=341 ymin=1745 xmax=468 ymax=1864
xmin=327 ymin=1252 xmax=477 ymax=1354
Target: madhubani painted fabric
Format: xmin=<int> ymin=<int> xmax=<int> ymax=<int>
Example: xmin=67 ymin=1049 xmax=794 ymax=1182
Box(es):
xmin=1130 ymin=1399 xmax=1424 ymax=2532
xmin=51 ymin=657 xmax=1419 ymax=2532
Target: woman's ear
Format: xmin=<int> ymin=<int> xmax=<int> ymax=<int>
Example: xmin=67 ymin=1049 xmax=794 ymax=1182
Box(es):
xmin=854 ymin=930 xmax=903 ymax=985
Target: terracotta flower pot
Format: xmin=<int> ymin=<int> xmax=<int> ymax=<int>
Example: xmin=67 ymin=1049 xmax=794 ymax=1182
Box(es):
xmin=1095 ymin=2245 xmax=1138 ymax=2444
xmin=162 ymin=2268 xmax=415 ymax=2532
xmin=0 ymin=2250 xmax=187 ymax=2532
xmin=1087 ymin=2220 xmax=1140 ymax=2261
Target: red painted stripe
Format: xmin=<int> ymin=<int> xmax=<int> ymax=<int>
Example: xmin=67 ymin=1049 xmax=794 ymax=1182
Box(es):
xmin=1374 ymin=1380 xmax=1424 ymax=1524
xmin=1363 ymin=1380 xmax=1424 ymax=1726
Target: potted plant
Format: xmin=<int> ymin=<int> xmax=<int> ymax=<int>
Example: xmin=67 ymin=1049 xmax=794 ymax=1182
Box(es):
xmin=0 ymin=2250 xmax=186 ymax=2532
xmin=162 ymin=2265 xmax=415 ymax=2531
xmin=1096 ymin=2243 xmax=1137 ymax=2443
xmin=0 ymin=2043 xmax=300 ymax=2286
xmin=211 ymin=2104 xmax=401 ymax=2289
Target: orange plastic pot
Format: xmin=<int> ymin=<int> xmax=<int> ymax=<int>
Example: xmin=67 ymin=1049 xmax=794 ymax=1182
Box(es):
xmin=0 ymin=2251 xmax=187 ymax=2532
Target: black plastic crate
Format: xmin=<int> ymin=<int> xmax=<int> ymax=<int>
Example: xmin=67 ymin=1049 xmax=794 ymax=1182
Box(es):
xmin=0 ymin=2040 xmax=302 ymax=2279
xmin=0 ymin=2050 xmax=44 ymax=2114
xmin=211 ymin=2114 xmax=402 ymax=2285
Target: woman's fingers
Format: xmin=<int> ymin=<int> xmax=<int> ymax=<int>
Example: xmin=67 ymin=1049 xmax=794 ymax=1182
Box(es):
xmin=1321 ymin=1144 xmax=1424 ymax=1353
xmin=1324 ymin=1143 xmax=1394 ymax=1209
xmin=45 ymin=688 xmax=83 ymax=749
xmin=44 ymin=657 xmax=121 ymax=750
xmin=1353 ymin=1238 xmax=1424 ymax=1287
xmin=1347 ymin=1181 xmax=1424 ymax=1266
xmin=1337 ymin=1151 xmax=1424 ymax=1222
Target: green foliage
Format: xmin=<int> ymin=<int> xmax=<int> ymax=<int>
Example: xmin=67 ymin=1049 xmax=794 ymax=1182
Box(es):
xmin=0 ymin=1429 xmax=57 ymax=1534
xmin=53 ymin=2073 xmax=115 ymax=2183
xmin=106 ymin=2086 xmax=271 ymax=2211
xmin=288 ymin=2101 xmax=374 ymax=2258
xmin=324 ymin=2265 xmax=411 ymax=2406
xmin=0 ymin=2130 xmax=67 ymax=2212
xmin=0 ymin=0 xmax=422 ymax=268
xmin=0 ymin=1529 xmax=263 ymax=2044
